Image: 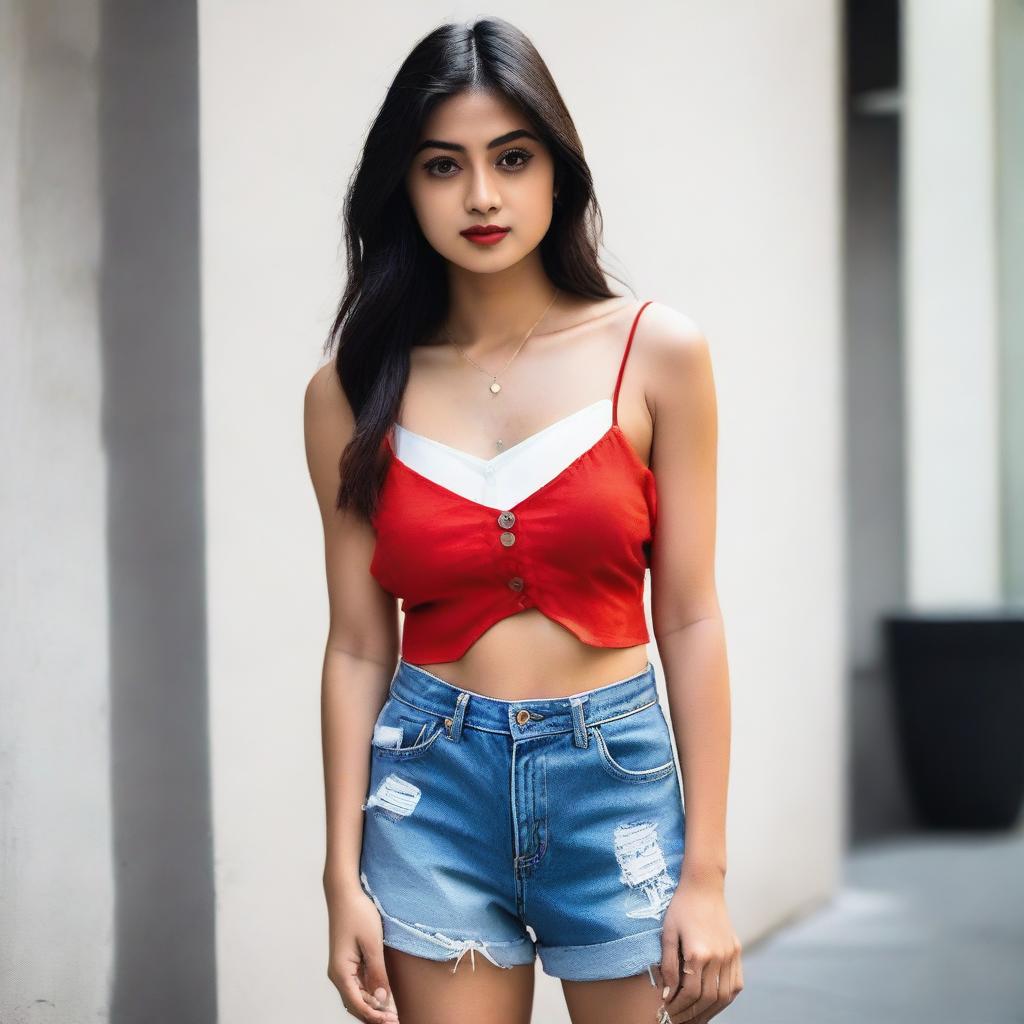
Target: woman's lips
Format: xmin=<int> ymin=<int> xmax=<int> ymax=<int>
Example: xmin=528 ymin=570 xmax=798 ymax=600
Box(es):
xmin=461 ymin=227 xmax=510 ymax=246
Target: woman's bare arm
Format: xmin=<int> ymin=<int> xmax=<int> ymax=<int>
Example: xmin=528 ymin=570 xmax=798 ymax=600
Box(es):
xmin=646 ymin=306 xmax=729 ymax=885
xmin=644 ymin=304 xmax=742 ymax=1019
xmin=304 ymin=363 xmax=403 ymax=1021
xmin=303 ymin=362 xmax=399 ymax=897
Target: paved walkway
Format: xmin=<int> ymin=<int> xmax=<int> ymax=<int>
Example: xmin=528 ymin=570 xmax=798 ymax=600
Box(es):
xmin=725 ymin=822 xmax=1024 ymax=1023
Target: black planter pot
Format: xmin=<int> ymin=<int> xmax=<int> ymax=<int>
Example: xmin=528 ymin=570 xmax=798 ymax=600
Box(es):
xmin=883 ymin=611 xmax=1024 ymax=830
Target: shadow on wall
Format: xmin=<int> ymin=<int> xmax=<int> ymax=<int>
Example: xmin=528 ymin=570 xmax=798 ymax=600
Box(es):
xmin=99 ymin=1 xmax=217 ymax=1020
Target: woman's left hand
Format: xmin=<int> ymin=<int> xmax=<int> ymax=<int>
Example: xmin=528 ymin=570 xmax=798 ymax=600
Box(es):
xmin=657 ymin=875 xmax=744 ymax=1022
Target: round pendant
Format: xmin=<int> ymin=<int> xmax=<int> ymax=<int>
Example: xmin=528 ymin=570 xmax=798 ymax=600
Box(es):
xmin=489 ymin=381 xmax=501 ymax=394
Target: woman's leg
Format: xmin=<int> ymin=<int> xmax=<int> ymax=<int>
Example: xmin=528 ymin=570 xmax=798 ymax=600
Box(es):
xmin=384 ymin=946 xmax=535 ymax=1024
xmin=561 ymin=970 xmax=668 ymax=1024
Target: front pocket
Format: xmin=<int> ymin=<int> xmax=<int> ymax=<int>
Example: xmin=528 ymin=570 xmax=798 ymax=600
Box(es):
xmin=591 ymin=701 xmax=675 ymax=784
xmin=370 ymin=696 xmax=447 ymax=761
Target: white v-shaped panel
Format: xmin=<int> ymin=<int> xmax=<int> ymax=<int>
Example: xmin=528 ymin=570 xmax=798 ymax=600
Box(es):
xmin=392 ymin=399 xmax=613 ymax=508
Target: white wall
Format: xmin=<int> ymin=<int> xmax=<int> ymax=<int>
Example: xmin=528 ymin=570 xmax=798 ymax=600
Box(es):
xmin=0 ymin=3 xmax=114 ymax=1022
xmin=197 ymin=1 xmax=843 ymax=1021
xmin=903 ymin=0 xmax=1001 ymax=607
xmin=996 ymin=0 xmax=1024 ymax=601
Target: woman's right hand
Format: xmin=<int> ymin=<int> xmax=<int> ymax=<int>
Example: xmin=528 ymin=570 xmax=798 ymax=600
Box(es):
xmin=326 ymin=885 xmax=400 ymax=1023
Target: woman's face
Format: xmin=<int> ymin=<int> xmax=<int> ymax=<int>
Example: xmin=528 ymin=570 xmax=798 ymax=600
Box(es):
xmin=405 ymin=88 xmax=557 ymax=274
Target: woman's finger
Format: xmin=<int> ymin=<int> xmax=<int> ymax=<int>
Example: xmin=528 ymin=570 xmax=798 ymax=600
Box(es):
xmin=332 ymin=956 xmax=398 ymax=1024
xmin=665 ymin=947 xmax=703 ymax=1017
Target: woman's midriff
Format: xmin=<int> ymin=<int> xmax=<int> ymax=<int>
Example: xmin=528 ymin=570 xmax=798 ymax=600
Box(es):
xmin=411 ymin=608 xmax=651 ymax=699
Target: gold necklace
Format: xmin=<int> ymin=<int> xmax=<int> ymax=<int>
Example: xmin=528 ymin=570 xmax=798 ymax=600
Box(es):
xmin=443 ymin=288 xmax=560 ymax=397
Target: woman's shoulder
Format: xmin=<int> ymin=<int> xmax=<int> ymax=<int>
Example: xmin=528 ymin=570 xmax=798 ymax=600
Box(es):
xmin=625 ymin=301 xmax=712 ymax=429
xmin=636 ymin=299 xmax=705 ymax=342
xmin=633 ymin=299 xmax=709 ymax=367
xmin=304 ymin=360 xmax=356 ymax=457
xmin=305 ymin=359 xmax=350 ymax=416
xmin=632 ymin=303 xmax=714 ymax=451
xmin=568 ymin=294 xmax=705 ymax=350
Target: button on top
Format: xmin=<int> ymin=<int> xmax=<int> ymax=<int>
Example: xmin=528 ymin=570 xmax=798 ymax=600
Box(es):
xmin=497 ymin=510 xmax=515 ymax=528
xmin=515 ymin=709 xmax=531 ymax=726
xmin=507 ymin=576 xmax=524 ymax=591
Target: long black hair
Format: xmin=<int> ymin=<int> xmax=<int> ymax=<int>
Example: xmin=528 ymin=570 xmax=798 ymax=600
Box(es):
xmin=326 ymin=16 xmax=630 ymax=522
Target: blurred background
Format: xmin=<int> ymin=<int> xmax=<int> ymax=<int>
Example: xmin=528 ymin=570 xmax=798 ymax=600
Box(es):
xmin=2 ymin=1 xmax=1022 ymax=1022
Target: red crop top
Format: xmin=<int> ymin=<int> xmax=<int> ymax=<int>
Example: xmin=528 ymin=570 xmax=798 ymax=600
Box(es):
xmin=369 ymin=299 xmax=658 ymax=663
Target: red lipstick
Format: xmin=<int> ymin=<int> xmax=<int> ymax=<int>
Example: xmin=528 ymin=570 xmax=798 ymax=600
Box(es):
xmin=461 ymin=224 xmax=510 ymax=246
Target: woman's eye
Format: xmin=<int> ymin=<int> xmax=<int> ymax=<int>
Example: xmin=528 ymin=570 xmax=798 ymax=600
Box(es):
xmin=498 ymin=148 xmax=533 ymax=171
xmin=425 ymin=157 xmax=458 ymax=177
xmin=423 ymin=148 xmax=534 ymax=177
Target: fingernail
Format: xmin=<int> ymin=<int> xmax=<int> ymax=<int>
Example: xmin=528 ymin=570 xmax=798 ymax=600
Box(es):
xmin=662 ymin=985 xmax=670 ymax=999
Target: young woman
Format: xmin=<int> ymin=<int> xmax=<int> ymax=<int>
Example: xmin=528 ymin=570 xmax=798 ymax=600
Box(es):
xmin=304 ymin=18 xmax=741 ymax=1024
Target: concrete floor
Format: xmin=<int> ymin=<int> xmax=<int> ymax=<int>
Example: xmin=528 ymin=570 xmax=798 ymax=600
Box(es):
xmin=725 ymin=822 xmax=1024 ymax=1023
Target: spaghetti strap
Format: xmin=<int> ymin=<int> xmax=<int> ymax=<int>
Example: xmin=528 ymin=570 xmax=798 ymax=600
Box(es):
xmin=612 ymin=300 xmax=654 ymax=425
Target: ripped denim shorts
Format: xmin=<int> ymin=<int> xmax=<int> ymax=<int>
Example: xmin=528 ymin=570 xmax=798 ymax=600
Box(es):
xmin=358 ymin=657 xmax=686 ymax=984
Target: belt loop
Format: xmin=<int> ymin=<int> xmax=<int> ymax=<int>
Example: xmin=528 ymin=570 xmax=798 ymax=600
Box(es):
xmin=569 ymin=694 xmax=590 ymax=749
xmin=446 ymin=691 xmax=470 ymax=742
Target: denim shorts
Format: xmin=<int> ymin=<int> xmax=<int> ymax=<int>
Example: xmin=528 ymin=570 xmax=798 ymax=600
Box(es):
xmin=358 ymin=657 xmax=686 ymax=984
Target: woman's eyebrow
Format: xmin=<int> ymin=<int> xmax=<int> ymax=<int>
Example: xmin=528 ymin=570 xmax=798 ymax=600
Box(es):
xmin=413 ymin=129 xmax=540 ymax=156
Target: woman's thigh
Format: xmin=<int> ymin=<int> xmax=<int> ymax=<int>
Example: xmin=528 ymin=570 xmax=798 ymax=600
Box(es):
xmin=562 ymin=971 xmax=671 ymax=1024
xmin=385 ymin=947 xmax=535 ymax=1024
